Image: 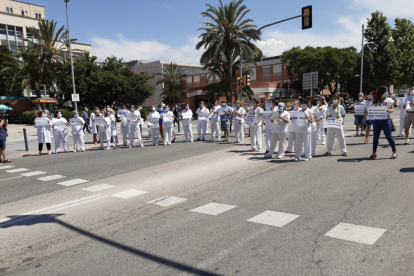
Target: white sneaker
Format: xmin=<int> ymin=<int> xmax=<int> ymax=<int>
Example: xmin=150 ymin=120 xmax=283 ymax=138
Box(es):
xmin=295 ymin=157 xmax=301 ymax=161
xmin=322 ymin=142 xmax=326 ymax=145
xmin=405 ymin=139 xmax=409 ymax=144
xmin=168 ymin=142 xmax=171 ymax=145
xmin=129 ymin=146 xmax=133 ymax=148
xmin=277 ymin=155 xmax=283 ymax=159
xmin=73 ymin=150 xmax=76 ymax=152
xmin=304 ymin=158 xmax=310 ymax=161
xmin=361 ymin=132 xmax=365 ymax=136
xmin=164 ymin=143 xmax=167 ymax=146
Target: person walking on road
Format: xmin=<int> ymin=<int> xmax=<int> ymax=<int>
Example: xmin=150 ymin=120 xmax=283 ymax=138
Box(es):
xmin=148 ymin=105 xmax=161 ymax=146
xmin=196 ymin=101 xmax=209 ymax=141
xmin=209 ymin=103 xmax=220 ymax=141
xmin=354 ymin=92 xmax=366 ymax=136
xmin=265 ymin=103 xmax=290 ymax=159
xmin=129 ymin=105 xmax=144 ymax=148
xmin=363 ymin=92 xmax=376 ymax=144
xmin=369 ymin=86 xmax=397 ymax=159
xmin=285 ymin=100 xmax=300 ymax=154
xmin=89 ymin=108 xmax=101 ymax=144
xmin=220 ymin=101 xmax=232 ymax=142
xmin=315 ymin=97 xmax=327 ymax=145
xmin=182 ymin=104 xmax=193 ymax=142
xmin=81 ymin=107 xmax=91 ymax=133
xmin=264 ymin=99 xmax=277 ymax=155
xmin=248 ymin=98 xmax=263 ymax=152
xmin=295 ymin=98 xmax=313 ymax=161
xmin=108 ymin=109 xmax=117 ymax=147
xmin=52 ymin=111 xmax=69 ymax=153
xmin=233 ymin=101 xmax=246 ymax=143
xmin=70 ymin=111 xmax=85 ymax=152
xmin=162 ymin=105 xmax=174 ymax=145
xmin=403 ymin=90 xmax=414 ymax=144
xmin=173 ymin=104 xmax=179 ymax=126
xmin=120 ymin=106 xmax=129 ymax=146
xmin=34 ymin=110 xmax=52 ymax=155
xmin=0 ymin=113 xmax=11 ymax=163
xmin=324 ymin=95 xmax=347 ymax=156
xmin=99 ymin=110 xmax=111 ymax=150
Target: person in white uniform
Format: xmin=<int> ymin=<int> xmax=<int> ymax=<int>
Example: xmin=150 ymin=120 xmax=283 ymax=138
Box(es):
xmin=119 ymin=106 xmax=129 ymax=146
xmin=34 ymin=110 xmax=52 ymax=155
xmin=315 ymin=97 xmax=328 ymax=145
xmin=286 ymin=101 xmax=300 ymax=154
xmin=182 ymin=104 xmax=194 ymax=142
xmin=248 ymin=98 xmax=263 ymax=152
xmin=99 ymin=110 xmax=111 ymax=150
xmin=264 ymin=99 xmax=277 ymax=155
xmin=128 ymin=105 xmax=144 ymax=148
xmin=70 ymin=110 xmax=85 ymax=152
xmin=210 ymin=102 xmax=221 ymax=141
xmin=162 ymin=105 xmax=175 ymax=145
xmin=233 ymin=101 xmax=246 ymax=143
xmin=324 ymin=95 xmax=347 ymax=156
xmin=108 ymin=109 xmax=117 ymax=147
xmin=295 ymin=99 xmax=313 ymax=161
xmin=51 ymin=111 xmax=69 ymax=154
xmin=308 ymin=96 xmax=318 ymax=157
xmin=196 ymin=102 xmax=209 ymax=141
xmin=402 ymin=90 xmax=414 ymax=143
xmin=89 ymin=108 xmax=101 ymax=144
xmin=265 ymin=98 xmax=273 ymax=111
xmin=148 ymin=105 xmax=160 ymax=146
xmin=353 ymin=92 xmax=367 ymax=136
xmin=265 ymin=103 xmax=291 ymax=159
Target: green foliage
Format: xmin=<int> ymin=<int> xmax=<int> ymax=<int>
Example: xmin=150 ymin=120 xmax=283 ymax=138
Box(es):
xmin=0 ymin=46 xmax=19 ymax=96
xmin=140 ymin=109 xmax=147 ymax=121
xmin=19 ymin=110 xmax=37 ymax=125
xmin=156 ymin=63 xmax=185 ymax=105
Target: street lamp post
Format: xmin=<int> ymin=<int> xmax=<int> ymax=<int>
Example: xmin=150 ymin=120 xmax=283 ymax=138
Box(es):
xmin=360 ymin=24 xmax=373 ymax=94
xmin=65 ymin=0 xmax=77 ymax=111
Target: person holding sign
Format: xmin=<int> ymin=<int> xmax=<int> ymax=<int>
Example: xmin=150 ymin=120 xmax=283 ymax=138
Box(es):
xmin=324 ymin=95 xmax=347 ymax=157
xmin=363 ymin=92 xmax=375 ymax=144
xmin=98 ymin=110 xmax=111 ymax=150
xmin=248 ymin=98 xmax=263 ymax=152
xmin=403 ymin=90 xmax=414 ymax=143
xmin=369 ymin=87 xmax=397 ymax=159
xmin=196 ymin=101 xmax=209 ymax=141
xmin=182 ymin=104 xmax=194 ymax=142
xmin=295 ymin=98 xmax=314 ymax=161
xmin=119 ymin=106 xmax=129 ymax=146
xmin=220 ymin=101 xmax=232 ymax=142
xmin=286 ymin=101 xmax=300 ymax=154
xmin=89 ymin=108 xmax=101 ymax=145
xmin=264 ymin=99 xmax=277 ymax=155
xmin=108 ymin=109 xmax=117 ymax=147
xmin=34 ymin=110 xmax=52 ymax=155
xmin=265 ymin=103 xmax=291 ymax=159
xmin=209 ymin=103 xmax=221 ymax=141
xmin=70 ymin=111 xmax=85 ymax=152
xmin=397 ymin=90 xmax=409 ymax=137
xmin=233 ymin=101 xmax=246 ymax=143
xmin=162 ymin=105 xmax=175 ymax=145
xmin=353 ymin=92 xmax=366 ymax=136
xmin=315 ymin=97 xmax=328 ymax=145
xmin=308 ymin=96 xmax=319 ymax=157
xmin=148 ymin=105 xmax=161 ymax=146
xmin=128 ymin=105 xmax=144 ymax=148
xmin=51 ymin=111 xmax=69 ymax=153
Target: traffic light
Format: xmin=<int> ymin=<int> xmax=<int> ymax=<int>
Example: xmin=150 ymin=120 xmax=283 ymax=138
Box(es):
xmin=237 ymin=77 xmax=242 ymax=93
xmin=302 ymin=5 xmax=312 ymax=30
xmin=243 ymin=73 xmax=250 ymax=87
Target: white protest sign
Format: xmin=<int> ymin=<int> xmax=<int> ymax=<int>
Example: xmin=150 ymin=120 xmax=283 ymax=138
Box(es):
xmin=117 ymin=110 xmax=127 ymax=117
xmin=198 ymin=112 xmax=209 ymax=117
xmin=326 ymin=118 xmax=343 ymax=129
xmin=126 ymin=112 xmax=137 ymax=122
xmin=366 ymin=106 xmax=388 ymax=120
xmin=35 ymin=118 xmax=49 ymax=127
xmin=54 ymin=120 xmax=67 ymax=130
xmin=94 ymin=117 xmax=105 ymax=126
xmin=163 ymin=113 xmax=173 ymax=122
xmin=148 ymin=116 xmax=159 ymax=125
xmin=289 ymin=111 xmax=306 ymax=125
xmin=182 ymin=112 xmax=192 ymax=119
xmin=71 ymin=94 xmax=80 ymax=102
xmin=198 ymin=116 xmax=207 ymax=121
xmin=261 ymin=111 xmax=272 ymax=122
xmin=217 ymin=108 xmax=225 ymax=116
xmin=70 ymin=118 xmax=82 ymax=126
xmin=397 ymin=97 xmax=406 ymax=107
xmin=354 ymin=104 xmax=365 ymax=115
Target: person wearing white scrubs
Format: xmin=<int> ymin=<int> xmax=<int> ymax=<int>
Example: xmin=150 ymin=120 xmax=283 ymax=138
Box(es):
xmin=315 ymin=98 xmax=327 ymax=145
xmin=400 ymin=90 xmax=412 ymax=139
xmin=295 ymin=99 xmax=313 ymax=161
xmin=265 ymin=98 xmax=273 ymax=111
xmin=70 ymin=111 xmax=85 ymax=152
xmin=120 ymin=106 xmax=129 ymax=146
xmin=248 ymin=98 xmax=263 ymax=152
xmin=233 ymin=101 xmax=246 ymax=143
xmin=52 ymin=111 xmax=69 ymax=154
xmin=264 ymin=99 xmax=277 ymax=155
xmin=265 ymin=103 xmax=291 ymax=159
xmin=147 ymin=105 xmax=160 ymax=146
xmin=128 ymin=105 xmax=144 ymax=148
xmin=89 ymin=108 xmax=101 ymax=145
xmin=324 ymin=95 xmax=347 ymax=156
xmin=182 ymin=104 xmax=193 ymax=142
xmin=210 ymin=102 xmax=221 ymax=141
xmin=286 ymin=101 xmax=300 ymax=153
xmin=99 ymin=110 xmax=111 ymax=150
xmin=34 ymin=110 xmax=52 ymax=155
xmin=308 ymin=96 xmax=318 ymax=157
xmin=108 ymin=109 xmax=117 ymax=147
xmin=196 ymin=101 xmax=209 ymax=141
xmin=162 ymin=105 xmax=174 ymax=145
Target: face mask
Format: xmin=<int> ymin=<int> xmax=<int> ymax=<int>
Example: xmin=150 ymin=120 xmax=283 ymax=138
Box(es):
xmin=359 ymin=97 xmax=363 ymax=100
xmin=293 ymin=105 xmax=297 ymax=109
xmin=383 ymin=92 xmax=388 ymax=98
xmin=222 ymin=103 xmax=226 ymax=107
xmin=404 ymin=93 xmax=408 ymax=97
xmin=42 ymin=114 xmax=46 ymax=117
xmin=159 ymin=108 xmax=163 ymax=111
xmin=186 ymin=106 xmax=189 ymax=109
xmin=152 ymin=107 xmax=155 ymax=111
xmin=317 ymin=101 xmax=320 ymax=105
xmin=369 ymin=95 xmax=373 ymax=99
xmin=85 ymin=109 xmax=88 ymax=111
xmin=75 ymin=114 xmax=78 ymax=118
xmin=95 ymin=110 xmax=99 ymax=113
xmin=332 ymin=100 xmax=338 ymax=104
xmin=200 ymin=104 xmax=204 ymax=108
xmin=131 ymin=108 xmax=135 ymax=111
xmin=58 ymin=114 xmax=62 ymax=118
xmin=165 ymin=108 xmax=169 ymax=111
xmin=215 ymin=103 xmax=217 ymax=106
xmin=236 ymin=104 xmax=239 ymax=107
xmin=251 ymin=103 xmax=254 ymax=107
xmin=301 ymin=104 xmax=306 ymax=109
xmin=278 ymin=107 xmax=283 ymax=111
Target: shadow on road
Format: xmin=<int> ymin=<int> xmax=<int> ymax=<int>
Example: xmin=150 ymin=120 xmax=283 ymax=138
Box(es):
xmin=0 ymin=214 xmax=221 ymax=276
xmin=400 ymin=168 xmax=414 ymax=173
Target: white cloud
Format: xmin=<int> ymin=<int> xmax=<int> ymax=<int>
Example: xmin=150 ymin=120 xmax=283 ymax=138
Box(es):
xmin=349 ymin=0 xmax=414 ymax=18
xmin=255 ymin=38 xmax=290 ymax=57
xmin=91 ymin=34 xmax=201 ymax=64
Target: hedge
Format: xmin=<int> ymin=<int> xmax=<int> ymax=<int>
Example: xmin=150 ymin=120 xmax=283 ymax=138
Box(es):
xmin=19 ymin=110 xmax=37 ymax=125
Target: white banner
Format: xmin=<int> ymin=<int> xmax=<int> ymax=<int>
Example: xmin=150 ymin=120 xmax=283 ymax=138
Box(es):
xmin=366 ymin=106 xmax=388 ymax=120
xmin=198 ymin=116 xmax=207 ymax=121
xmin=117 ymin=110 xmax=128 ymax=117
xmin=246 ymin=114 xmax=255 ymax=124
xmin=70 ymin=118 xmax=82 ymax=126
xmin=163 ymin=114 xmax=173 ymax=123
xmin=126 ymin=112 xmax=137 ymax=122
xmin=397 ymin=97 xmax=406 ymax=107
xmin=35 ymin=118 xmax=49 ymax=127
xmin=217 ymin=108 xmax=225 ymax=116
xmin=326 ymin=118 xmax=343 ymax=129
xmin=261 ymin=111 xmax=272 ymax=122
xmin=289 ymin=111 xmax=306 ymax=125
xmin=54 ymin=120 xmax=67 ymax=130
xmin=94 ymin=117 xmax=105 ymax=126
xmin=182 ymin=112 xmax=192 ymax=119
xmin=148 ymin=117 xmax=159 ymax=124
xmin=354 ymin=104 xmax=365 ymax=115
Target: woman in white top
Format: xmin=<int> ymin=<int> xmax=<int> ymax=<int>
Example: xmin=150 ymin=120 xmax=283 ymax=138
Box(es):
xmin=286 ymin=100 xmax=300 ymax=154
xmin=295 ymin=98 xmax=313 ymax=161
xmin=233 ymin=101 xmax=246 ymax=143
xmin=308 ymin=96 xmax=318 ymax=157
xmin=196 ymin=102 xmax=209 ymax=141
xmin=89 ymin=108 xmax=100 ymax=145
xmin=34 ymin=110 xmax=52 ymax=155
xmin=324 ymin=95 xmax=347 ymax=156
xmin=315 ymin=97 xmax=328 ymax=145
xmin=398 ymin=90 xmax=410 ymax=137
xmin=248 ymin=98 xmax=263 ymax=152
xmin=264 ymin=99 xmax=277 ymax=155
xmin=70 ymin=110 xmax=85 ymax=152
xmin=99 ymin=110 xmax=112 ymax=150
xmin=182 ymin=104 xmax=194 ymax=142
xmin=363 ymin=91 xmax=378 ymax=144
xmin=369 ymin=86 xmax=397 ymax=159
xmin=265 ymin=103 xmax=291 ymax=159
xmin=209 ymin=103 xmax=221 ymax=141
xmin=51 ymin=111 xmax=69 ymax=154
xmin=108 ymin=109 xmax=117 ymax=147
xmin=148 ymin=105 xmax=160 ymax=146
xmin=162 ymin=105 xmax=175 ymax=145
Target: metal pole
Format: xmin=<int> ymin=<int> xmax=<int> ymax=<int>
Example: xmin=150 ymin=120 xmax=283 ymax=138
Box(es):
xmin=23 ymin=128 xmax=28 ymax=151
xmin=360 ymin=24 xmax=364 ymax=93
xmin=66 ymin=1 xmax=77 ymax=111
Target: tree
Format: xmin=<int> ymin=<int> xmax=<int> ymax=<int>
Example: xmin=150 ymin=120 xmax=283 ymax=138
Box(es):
xmin=196 ymin=0 xmax=262 ymax=101
xmin=392 ymin=18 xmax=414 ymax=87
xmin=155 ymin=63 xmax=185 ymax=105
xmin=0 ymin=45 xmax=19 ymax=96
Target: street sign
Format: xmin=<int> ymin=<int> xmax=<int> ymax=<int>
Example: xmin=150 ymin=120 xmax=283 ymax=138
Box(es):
xmin=303 ymin=72 xmax=318 ymax=92
xmin=389 ymin=85 xmax=394 ymax=93
xmin=71 ymin=94 xmax=80 ymax=102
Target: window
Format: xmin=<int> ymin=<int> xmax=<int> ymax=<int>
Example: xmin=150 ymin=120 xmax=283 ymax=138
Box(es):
xmin=194 ymin=75 xmax=200 ymax=83
xmin=10 ymin=7 xmax=13 ymax=13
xmin=21 ymin=9 xmax=24 ymax=16
xmin=6 ymin=7 xmax=9 ymax=13
xmin=35 ymin=11 xmax=39 ymax=18
xmin=262 ymin=66 xmax=270 ymax=75
xmin=186 ymin=76 xmax=192 ymax=83
xmin=284 ymin=63 xmax=289 ymax=70
xmin=250 ymin=68 xmax=256 ymax=81
xmin=7 ymin=25 xmax=15 ymax=37
xmin=16 ymin=27 xmax=23 ymax=38
xmin=215 ymin=74 xmax=220 ymax=80
xmin=273 ymin=65 xmax=282 ymax=73
xmin=21 ymin=9 xmax=28 ymax=16
xmin=31 ymin=85 xmax=49 ymax=97
xmin=38 ymin=12 xmax=42 ymax=19
xmin=284 ymin=80 xmax=290 ymax=84
xmin=26 ymin=28 xmax=32 ymax=39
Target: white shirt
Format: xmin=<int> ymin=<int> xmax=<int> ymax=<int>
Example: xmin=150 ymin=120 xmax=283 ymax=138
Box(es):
xmin=234 ymin=107 xmax=246 ymax=125
xmin=327 ymin=105 xmax=346 ymax=118
xmin=248 ymin=107 xmax=262 ymax=126
xmin=403 ymin=96 xmax=414 ymax=111
xmin=182 ymin=109 xmax=193 ymax=125
xmin=148 ymin=111 xmax=160 ymax=127
xmin=316 ymin=105 xmax=327 ymax=122
xmin=310 ymin=105 xmax=318 ymax=126
xmin=296 ymin=108 xmax=313 ymax=133
xmin=196 ymin=107 xmax=209 ymax=120
xmin=162 ymin=111 xmax=174 ymax=128
xmin=70 ymin=117 xmax=85 ymax=135
xmin=371 ymin=97 xmax=394 ymax=109
xmin=131 ymin=110 xmax=141 ymax=125
xmin=270 ymin=110 xmax=290 ymax=133
xmin=365 ymin=100 xmax=372 ymax=111
xmin=210 ymin=106 xmax=220 ymax=122
xmin=52 ymin=118 xmax=68 ymax=133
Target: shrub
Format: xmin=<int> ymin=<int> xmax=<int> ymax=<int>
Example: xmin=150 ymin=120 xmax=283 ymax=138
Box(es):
xmin=140 ymin=108 xmax=147 ymax=121
xmin=58 ymin=109 xmax=74 ymax=122
xmin=19 ymin=110 xmax=36 ymax=125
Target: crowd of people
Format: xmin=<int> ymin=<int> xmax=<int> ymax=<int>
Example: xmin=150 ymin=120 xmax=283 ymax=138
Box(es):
xmin=31 ymin=86 xmax=414 ymax=161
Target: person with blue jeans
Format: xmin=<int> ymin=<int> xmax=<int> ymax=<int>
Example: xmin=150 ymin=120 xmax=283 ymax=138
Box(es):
xmin=0 ymin=114 xmax=12 ymax=163
xmin=81 ymin=107 xmax=91 ymax=133
xmin=220 ymin=101 xmax=232 ymax=142
xmin=370 ymin=86 xmax=397 ymax=159
xmin=353 ymin=92 xmax=366 ymax=136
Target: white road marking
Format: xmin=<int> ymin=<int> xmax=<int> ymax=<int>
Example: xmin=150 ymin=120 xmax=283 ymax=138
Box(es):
xmin=111 ymin=189 xmax=148 ymax=199
xmin=37 ymin=175 xmax=66 ymax=181
xmin=151 ymin=196 xmax=187 ymax=207
xmin=57 ymin=179 xmax=89 ymax=187
xmin=0 ymin=166 xmax=15 ymax=170
xmin=190 ymin=202 xmax=236 ymax=216
xmin=0 ymin=176 xmax=23 ymax=182
xmin=146 ymin=196 xmax=169 ymax=204
xmin=325 ymin=223 xmax=386 ymax=245
xmin=247 ymin=210 xmax=300 ymax=227
xmin=180 ymin=227 xmax=271 ymax=276
xmin=82 ymin=184 xmax=115 ymax=192
xmin=20 ymin=171 xmax=46 ymax=177
xmin=6 ymin=168 xmax=30 ymax=173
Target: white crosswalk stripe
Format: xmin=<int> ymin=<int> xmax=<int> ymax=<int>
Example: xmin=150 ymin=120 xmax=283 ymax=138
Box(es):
xmin=0 ymin=165 xmax=15 ymax=170
xmin=247 ymin=211 xmax=300 ymax=227
xmin=191 ymin=202 xmax=236 ymax=216
xmin=37 ymin=175 xmax=66 ymax=181
xmin=148 ymin=196 xmax=187 ymax=207
xmin=82 ymin=184 xmax=116 ymax=192
xmin=325 ymin=223 xmax=386 ymax=245
xmin=6 ymin=168 xmax=30 ymax=173
xmin=20 ymin=171 xmax=47 ymax=177
xmin=111 ymin=189 xmax=148 ymax=199
xmin=57 ymin=179 xmax=89 ymax=187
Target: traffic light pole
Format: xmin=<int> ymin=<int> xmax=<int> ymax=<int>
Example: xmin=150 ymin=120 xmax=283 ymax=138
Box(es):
xmin=239 ymin=14 xmax=306 ymax=102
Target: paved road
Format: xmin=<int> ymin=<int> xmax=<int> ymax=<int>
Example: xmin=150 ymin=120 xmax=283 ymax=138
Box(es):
xmin=1 ymin=115 xmax=414 ymax=276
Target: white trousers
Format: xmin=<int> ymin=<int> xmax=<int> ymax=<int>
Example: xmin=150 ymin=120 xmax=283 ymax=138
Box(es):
xmin=54 ymin=131 xmax=69 ymax=152
xmin=310 ymin=124 xmax=317 ymax=156
xmin=183 ymin=124 xmax=193 ymax=142
xmin=286 ymin=132 xmax=296 ymax=152
xmin=211 ymin=121 xmax=221 ymax=140
xmin=164 ymin=127 xmax=173 ymax=144
xmin=265 ymin=129 xmax=272 ymax=151
xmin=296 ymin=132 xmax=310 ymax=159
xmin=197 ymin=121 xmax=208 ymax=139
xmin=72 ymin=134 xmax=85 ymax=151
xmin=129 ymin=124 xmax=143 ymax=147
xmin=316 ymin=121 xmax=326 ymax=144
xmin=121 ymin=125 xmax=128 ymax=145
xmin=234 ymin=124 xmax=244 ymax=143
xmin=326 ymin=128 xmax=347 ymax=154
xmin=99 ymin=131 xmax=110 ymax=149
xmin=250 ymin=125 xmax=262 ymax=149
xmin=268 ymin=132 xmax=287 ymax=157
xmin=150 ymin=126 xmax=160 ymax=145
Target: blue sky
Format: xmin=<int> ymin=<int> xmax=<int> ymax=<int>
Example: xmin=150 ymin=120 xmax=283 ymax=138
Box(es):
xmin=35 ymin=0 xmax=414 ymax=62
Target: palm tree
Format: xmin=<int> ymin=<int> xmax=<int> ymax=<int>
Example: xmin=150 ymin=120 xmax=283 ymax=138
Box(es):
xmin=156 ymin=63 xmax=186 ymax=105
xmin=196 ymin=0 xmax=262 ymax=101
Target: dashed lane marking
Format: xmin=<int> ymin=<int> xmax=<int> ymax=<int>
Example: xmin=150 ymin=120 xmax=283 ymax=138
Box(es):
xmin=111 ymin=189 xmax=148 ymax=199
xmin=149 ymin=196 xmax=187 ymax=207
xmin=82 ymin=184 xmax=116 ymax=192
xmin=6 ymin=168 xmax=30 ymax=173
xmin=325 ymin=223 xmax=386 ymax=245
xmin=190 ymin=202 xmax=236 ymax=216
xmin=57 ymin=179 xmax=89 ymax=187
xmin=37 ymin=175 xmax=66 ymax=182
xmin=20 ymin=171 xmax=47 ymax=177
xmin=247 ymin=210 xmax=300 ymax=227
xmin=0 ymin=166 xmax=15 ymax=170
